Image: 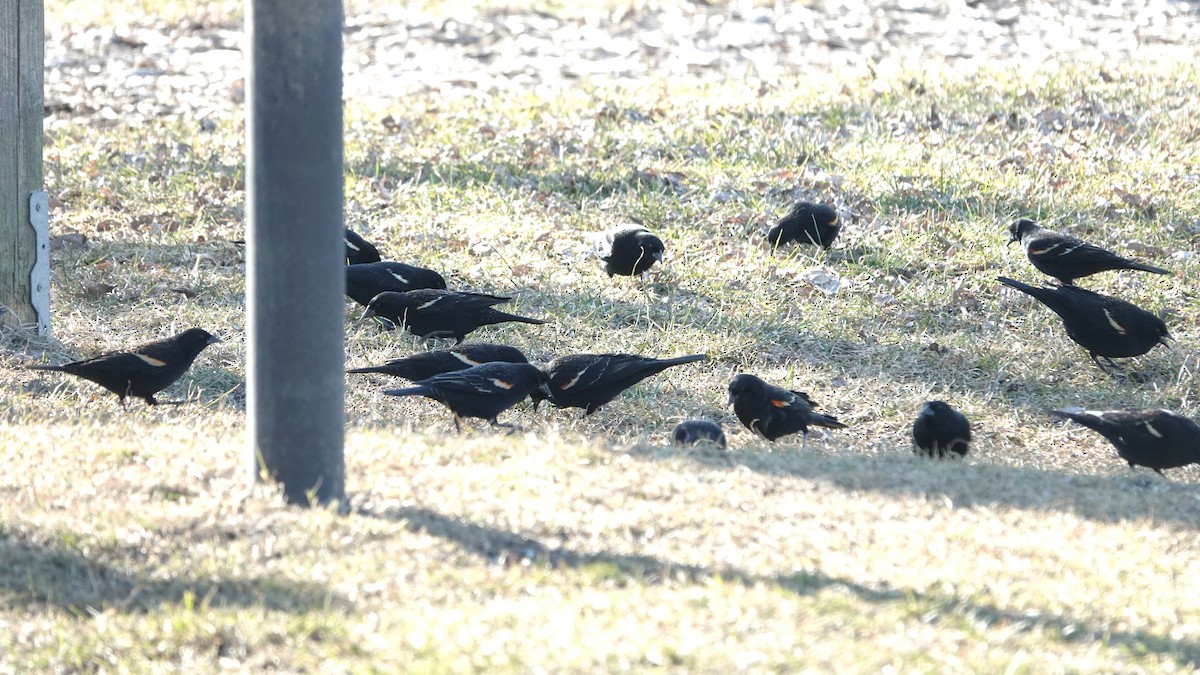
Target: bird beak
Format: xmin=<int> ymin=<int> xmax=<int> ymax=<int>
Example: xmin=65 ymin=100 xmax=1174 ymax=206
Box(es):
xmin=359 ymin=307 xmax=376 ymax=321
xmin=1160 ymin=333 xmax=1175 ymax=350
xmin=726 ymin=391 xmax=735 ymax=407
xmin=207 ymin=334 xmax=223 ymax=345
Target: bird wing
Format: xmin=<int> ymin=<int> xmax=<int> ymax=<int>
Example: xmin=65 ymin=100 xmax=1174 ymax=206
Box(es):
xmin=1026 ymin=233 xmax=1122 ymax=264
xmin=68 ymin=350 xmax=173 ymax=376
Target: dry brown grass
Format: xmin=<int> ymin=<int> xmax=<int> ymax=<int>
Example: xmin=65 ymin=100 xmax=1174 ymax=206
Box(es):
xmin=5 ymin=0 xmax=1200 ymax=671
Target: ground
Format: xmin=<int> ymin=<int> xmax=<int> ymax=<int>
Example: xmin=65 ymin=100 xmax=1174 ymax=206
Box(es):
xmin=3 ymin=0 xmax=1200 ymax=672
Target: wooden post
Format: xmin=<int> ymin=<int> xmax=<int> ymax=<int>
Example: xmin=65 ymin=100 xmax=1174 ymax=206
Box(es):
xmin=246 ymin=0 xmax=346 ymax=506
xmin=0 ymin=0 xmax=49 ymax=334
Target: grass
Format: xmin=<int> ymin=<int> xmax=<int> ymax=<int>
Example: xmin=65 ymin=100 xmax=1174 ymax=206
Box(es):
xmin=6 ymin=1 xmax=1200 ymax=671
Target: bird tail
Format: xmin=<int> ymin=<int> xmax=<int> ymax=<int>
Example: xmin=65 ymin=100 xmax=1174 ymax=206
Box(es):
xmin=26 ymin=364 xmax=68 ymax=372
xmin=1050 ymin=409 xmax=1112 ymax=433
xmin=494 ymin=311 xmax=548 ymax=326
xmin=996 ymin=275 xmax=1045 ymax=298
xmin=382 ymin=385 xmax=431 ymax=398
xmin=1128 ymin=261 xmax=1170 ymax=276
xmin=659 ymin=354 xmax=708 ymax=367
xmin=810 ymin=413 xmax=848 ymax=430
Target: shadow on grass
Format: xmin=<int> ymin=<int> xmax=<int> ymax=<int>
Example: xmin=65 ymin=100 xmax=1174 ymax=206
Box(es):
xmin=624 ymin=441 xmax=1200 ymax=529
xmin=372 ymin=505 xmax=1200 ymax=669
xmin=0 ymin=531 xmax=347 ymax=615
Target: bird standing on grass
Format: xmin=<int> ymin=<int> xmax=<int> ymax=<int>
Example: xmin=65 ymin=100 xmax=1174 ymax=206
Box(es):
xmin=672 ymin=419 xmax=727 ymax=449
xmin=345 ymin=228 xmax=382 ymax=264
xmin=345 ymin=261 xmax=447 ymax=307
xmin=1008 ymin=218 xmax=1169 ymax=286
xmin=912 ymin=400 xmax=971 ymax=458
xmin=768 ymin=201 xmax=841 ymax=251
xmin=539 ymin=353 xmax=708 ymax=416
xmin=597 ymin=225 xmax=664 ymax=277
xmin=1050 ymin=408 xmax=1200 ymax=476
xmin=362 ymin=289 xmax=548 ymax=344
xmin=384 ymin=362 xmax=551 ymax=431
xmin=996 ymin=276 xmax=1171 ymax=373
xmin=27 ymin=328 xmax=221 ymax=406
xmin=727 ymin=373 xmax=847 ymax=446
xmin=347 ymin=343 xmax=529 ymax=381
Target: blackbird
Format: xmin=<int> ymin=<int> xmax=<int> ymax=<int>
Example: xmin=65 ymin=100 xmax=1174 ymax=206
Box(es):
xmin=345 ymin=228 xmax=382 ymax=264
xmin=727 ymin=373 xmax=847 ymax=446
xmin=912 ymin=400 xmax=971 ymax=458
xmin=345 ymin=261 xmax=447 ymax=307
xmin=768 ymin=201 xmax=841 ymax=250
xmin=1008 ymin=218 xmax=1169 ymax=286
xmin=672 ymin=419 xmax=727 ymax=449
xmin=347 ymin=343 xmax=529 ymax=381
xmin=540 ymin=353 xmax=707 ymax=416
xmin=27 ymin=328 xmax=221 ymax=406
xmin=597 ymin=225 xmax=664 ymax=277
xmin=997 ymin=276 xmax=1171 ymax=372
xmin=384 ymin=362 xmax=550 ymax=430
xmin=1051 ymin=408 xmax=1200 ymax=476
xmin=362 ymin=289 xmax=547 ymax=344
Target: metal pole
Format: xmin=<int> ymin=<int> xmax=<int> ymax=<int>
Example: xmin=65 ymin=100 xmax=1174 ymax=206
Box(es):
xmin=246 ymin=0 xmax=345 ymax=506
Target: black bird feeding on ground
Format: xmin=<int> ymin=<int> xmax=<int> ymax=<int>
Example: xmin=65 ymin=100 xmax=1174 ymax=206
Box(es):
xmin=768 ymin=201 xmax=841 ymax=251
xmin=347 ymin=343 xmax=529 ymax=381
xmin=540 ymin=353 xmax=708 ymax=416
xmin=345 ymin=261 xmax=447 ymax=307
xmin=597 ymin=225 xmax=665 ymax=277
xmin=384 ymin=362 xmax=550 ymax=431
xmin=672 ymin=419 xmax=727 ymax=449
xmin=1008 ymin=218 xmax=1169 ymax=286
xmin=996 ymin=276 xmax=1171 ymax=372
xmin=727 ymin=373 xmax=847 ymax=446
xmin=345 ymin=228 xmax=382 ymax=264
xmin=1051 ymin=408 xmax=1200 ymax=476
xmin=27 ymin=328 xmax=221 ymax=406
xmin=912 ymin=400 xmax=971 ymax=458
xmin=362 ymin=289 xmax=548 ymax=344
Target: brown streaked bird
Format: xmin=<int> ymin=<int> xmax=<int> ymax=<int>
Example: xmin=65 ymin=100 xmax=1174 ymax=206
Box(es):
xmin=997 ymin=276 xmax=1171 ymax=373
xmin=1051 ymin=408 xmax=1200 ymax=476
xmin=26 ymin=328 xmax=221 ymax=406
xmin=672 ymin=419 xmax=727 ymax=449
xmin=1008 ymin=218 xmax=1169 ymax=286
xmin=727 ymin=373 xmax=847 ymax=446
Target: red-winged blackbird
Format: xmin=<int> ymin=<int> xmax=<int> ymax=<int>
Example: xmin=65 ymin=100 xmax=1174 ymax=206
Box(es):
xmin=727 ymin=373 xmax=847 ymax=446
xmin=597 ymin=225 xmax=664 ymax=277
xmin=27 ymin=328 xmax=221 ymax=406
xmin=362 ymin=289 xmax=548 ymax=344
xmin=384 ymin=362 xmax=550 ymax=430
xmin=912 ymin=400 xmax=971 ymax=458
xmin=1008 ymin=218 xmax=1169 ymax=286
xmin=997 ymin=276 xmax=1171 ymax=372
xmin=1051 ymin=408 xmax=1200 ymax=476
xmin=347 ymin=343 xmax=529 ymax=380
xmin=345 ymin=228 xmax=382 ymax=265
xmin=672 ymin=419 xmax=727 ymax=449
xmin=768 ymin=201 xmax=841 ymax=250
xmin=540 ymin=353 xmax=707 ymax=416
xmin=345 ymin=261 xmax=447 ymax=307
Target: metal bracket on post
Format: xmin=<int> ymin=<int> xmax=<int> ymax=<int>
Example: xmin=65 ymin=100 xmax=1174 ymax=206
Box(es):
xmin=28 ymin=191 xmax=49 ymax=335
